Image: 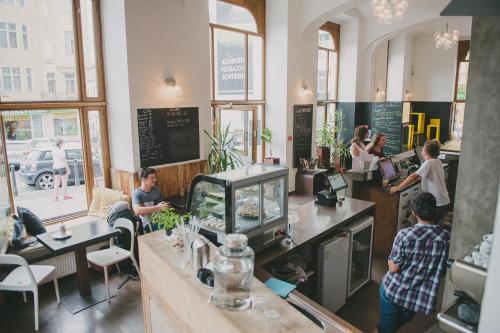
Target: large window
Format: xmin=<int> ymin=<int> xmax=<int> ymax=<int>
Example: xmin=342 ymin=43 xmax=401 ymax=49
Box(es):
xmin=0 ymin=0 xmax=110 ymax=223
xmin=0 ymin=22 xmax=17 ymax=49
xmin=316 ymin=22 xmax=340 ymax=129
xmin=209 ymin=0 xmax=265 ymax=163
xmin=451 ymin=40 xmax=470 ymax=140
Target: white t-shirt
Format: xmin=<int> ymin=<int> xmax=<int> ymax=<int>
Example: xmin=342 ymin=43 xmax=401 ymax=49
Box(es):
xmin=415 ymin=159 xmax=450 ymax=206
xmin=349 ymin=142 xmax=366 ymax=157
xmin=52 ymin=147 xmax=68 ymax=169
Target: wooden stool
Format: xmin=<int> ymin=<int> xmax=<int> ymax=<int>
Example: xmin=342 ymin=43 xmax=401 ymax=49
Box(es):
xmin=426 ymin=119 xmax=441 ymax=141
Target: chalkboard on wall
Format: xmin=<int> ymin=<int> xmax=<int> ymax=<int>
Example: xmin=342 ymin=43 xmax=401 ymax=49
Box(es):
xmin=371 ymin=102 xmax=403 ymax=156
xmin=293 ymin=104 xmax=313 ymax=168
xmin=137 ymin=107 xmax=200 ymax=167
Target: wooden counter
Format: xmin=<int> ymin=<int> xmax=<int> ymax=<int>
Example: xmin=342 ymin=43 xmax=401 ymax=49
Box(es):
xmin=138 ymin=198 xmax=374 ymax=333
xmin=140 ymin=231 xmax=337 ymax=333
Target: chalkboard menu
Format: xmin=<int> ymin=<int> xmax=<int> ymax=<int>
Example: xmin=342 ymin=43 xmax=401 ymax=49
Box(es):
xmin=137 ymin=107 xmax=200 ymax=167
xmin=293 ymin=104 xmax=313 ymax=168
xmin=371 ymin=102 xmax=403 ymax=156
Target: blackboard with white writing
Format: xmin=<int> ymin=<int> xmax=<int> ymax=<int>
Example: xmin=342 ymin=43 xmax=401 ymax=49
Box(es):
xmin=371 ymin=102 xmax=403 ymax=156
xmin=293 ymin=104 xmax=313 ymax=168
xmin=137 ymin=107 xmax=200 ymax=167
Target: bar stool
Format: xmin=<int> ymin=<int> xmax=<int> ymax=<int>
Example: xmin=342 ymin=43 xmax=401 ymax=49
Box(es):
xmin=407 ymin=125 xmax=415 ymax=150
xmin=426 ymin=119 xmax=441 ymax=141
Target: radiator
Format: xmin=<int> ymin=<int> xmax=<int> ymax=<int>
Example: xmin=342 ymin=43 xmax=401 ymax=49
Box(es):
xmin=36 ymin=241 xmax=108 ymax=280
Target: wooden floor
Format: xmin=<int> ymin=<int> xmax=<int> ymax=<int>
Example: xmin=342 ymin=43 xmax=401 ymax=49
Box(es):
xmin=0 ymin=269 xmax=144 ymax=333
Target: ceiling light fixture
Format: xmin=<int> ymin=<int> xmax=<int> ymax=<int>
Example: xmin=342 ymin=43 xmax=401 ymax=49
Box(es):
xmin=370 ymin=0 xmax=409 ymax=25
xmin=434 ymin=22 xmax=459 ymax=50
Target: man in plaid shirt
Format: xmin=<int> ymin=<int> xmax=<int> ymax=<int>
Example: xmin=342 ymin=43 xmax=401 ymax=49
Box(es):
xmin=375 ymin=192 xmax=450 ymax=333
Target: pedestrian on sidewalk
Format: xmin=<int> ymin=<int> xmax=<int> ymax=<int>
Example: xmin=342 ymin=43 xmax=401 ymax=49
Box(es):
xmin=52 ymin=138 xmax=73 ymax=201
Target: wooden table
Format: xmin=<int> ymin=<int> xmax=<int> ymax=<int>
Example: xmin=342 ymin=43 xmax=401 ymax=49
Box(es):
xmin=36 ymin=220 xmax=119 ymax=298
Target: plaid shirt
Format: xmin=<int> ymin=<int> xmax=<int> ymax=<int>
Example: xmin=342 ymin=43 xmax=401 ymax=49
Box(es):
xmin=382 ymin=224 xmax=450 ymax=314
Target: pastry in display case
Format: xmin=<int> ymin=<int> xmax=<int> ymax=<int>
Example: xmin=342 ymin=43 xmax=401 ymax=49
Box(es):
xmin=187 ymin=164 xmax=288 ymax=252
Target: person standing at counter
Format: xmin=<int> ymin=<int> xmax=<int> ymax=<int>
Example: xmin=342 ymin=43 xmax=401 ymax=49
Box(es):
xmin=349 ymin=125 xmax=369 ymax=157
xmin=389 ymin=140 xmax=450 ymax=225
xmin=375 ymin=192 xmax=450 ymax=333
xmin=366 ymin=133 xmax=386 ymax=158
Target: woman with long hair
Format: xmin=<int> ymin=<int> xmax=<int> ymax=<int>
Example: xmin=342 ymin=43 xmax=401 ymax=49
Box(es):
xmin=350 ymin=126 xmax=369 ymax=157
xmin=52 ymin=138 xmax=72 ymax=201
xmin=366 ymin=133 xmax=386 ymax=158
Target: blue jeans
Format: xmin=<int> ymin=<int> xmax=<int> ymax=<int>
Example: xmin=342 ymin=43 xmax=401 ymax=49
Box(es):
xmin=377 ymin=285 xmax=415 ymax=333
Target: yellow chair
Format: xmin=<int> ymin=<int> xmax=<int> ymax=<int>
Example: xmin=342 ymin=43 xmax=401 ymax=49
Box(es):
xmin=410 ymin=112 xmax=426 ymax=134
xmin=426 ymin=119 xmax=441 ymax=141
xmin=407 ymin=125 xmax=415 ymax=150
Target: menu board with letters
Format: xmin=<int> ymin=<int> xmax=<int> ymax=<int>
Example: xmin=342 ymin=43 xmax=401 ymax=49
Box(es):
xmin=137 ymin=107 xmax=200 ymax=167
xmin=371 ymin=102 xmax=403 ymax=156
xmin=293 ymin=104 xmax=313 ymax=168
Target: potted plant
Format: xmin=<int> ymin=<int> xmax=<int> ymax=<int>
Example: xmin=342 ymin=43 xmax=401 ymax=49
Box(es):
xmin=204 ymin=123 xmax=243 ymax=173
xmin=331 ymin=109 xmax=351 ymax=173
xmin=150 ymin=207 xmax=188 ymax=236
xmin=315 ymin=122 xmax=334 ymax=169
xmin=261 ymin=128 xmax=279 ymax=165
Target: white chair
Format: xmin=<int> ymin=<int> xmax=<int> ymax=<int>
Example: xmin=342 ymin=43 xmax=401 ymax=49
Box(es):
xmin=86 ymin=218 xmax=140 ymax=302
xmin=0 ymin=254 xmax=60 ymax=331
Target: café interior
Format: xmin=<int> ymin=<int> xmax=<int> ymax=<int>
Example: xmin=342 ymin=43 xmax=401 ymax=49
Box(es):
xmin=0 ymin=0 xmax=499 ymax=332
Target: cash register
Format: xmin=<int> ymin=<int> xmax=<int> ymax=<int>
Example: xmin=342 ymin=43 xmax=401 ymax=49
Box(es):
xmin=315 ymin=173 xmax=347 ymax=206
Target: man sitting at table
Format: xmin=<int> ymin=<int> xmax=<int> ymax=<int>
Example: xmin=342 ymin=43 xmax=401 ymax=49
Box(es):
xmin=132 ymin=167 xmax=168 ymax=232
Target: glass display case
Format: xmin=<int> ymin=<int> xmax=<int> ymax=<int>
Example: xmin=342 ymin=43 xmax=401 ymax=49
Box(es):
xmin=187 ymin=164 xmax=288 ymax=251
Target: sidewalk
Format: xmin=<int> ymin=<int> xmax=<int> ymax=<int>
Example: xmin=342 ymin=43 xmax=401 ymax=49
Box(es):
xmin=15 ymin=186 xmax=87 ymax=221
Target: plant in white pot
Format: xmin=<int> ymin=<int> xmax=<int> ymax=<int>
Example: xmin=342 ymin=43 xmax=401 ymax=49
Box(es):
xmin=261 ymin=128 xmax=279 ymax=164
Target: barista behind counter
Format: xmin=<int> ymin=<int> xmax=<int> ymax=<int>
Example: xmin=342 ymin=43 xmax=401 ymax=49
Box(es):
xmin=389 ymin=140 xmax=450 ymax=225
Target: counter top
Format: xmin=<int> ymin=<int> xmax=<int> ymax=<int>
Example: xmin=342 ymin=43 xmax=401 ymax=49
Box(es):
xmin=256 ymin=198 xmax=376 ymax=267
xmin=139 ymin=230 xmax=331 ymax=333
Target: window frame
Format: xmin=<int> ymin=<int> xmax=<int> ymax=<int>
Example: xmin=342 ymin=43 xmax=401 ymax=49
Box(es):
xmin=209 ymin=0 xmax=266 ymax=162
xmin=317 ymin=22 xmax=340 ymax=126
xmin=451 ymin=40 xmax=470 ymax=140
xmin=0 ymin=0 xmax=110 ymax=223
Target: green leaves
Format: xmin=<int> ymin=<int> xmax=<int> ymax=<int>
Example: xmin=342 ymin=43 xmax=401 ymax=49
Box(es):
xmin=316 ymin=122 xmax=335 ymax=148
xmin=150 ymin=208 xmax=189 ymax=231
xmin=261 ymin=128 xmax=273 ymax=157
xmin=204 ymin=123 xmax=243 ymax=174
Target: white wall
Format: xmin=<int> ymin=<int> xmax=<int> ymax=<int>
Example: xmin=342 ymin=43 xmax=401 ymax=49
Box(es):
xmin=371 ymin=41 xmax=388 ymax=102
xmin=411 ymin=35 xmax=457 ymax=101
xmin=101 ymin=0 xmax=135 ymax=172
xmin=386 ymin=34 xmax=407 ymax=101
xmin=101 ymin=0 xmax=211 ymax=172
xmin=266 ymin=0 xmax=289 ymax=170
xmin=338 ymin=15 xmax=361 ymax=102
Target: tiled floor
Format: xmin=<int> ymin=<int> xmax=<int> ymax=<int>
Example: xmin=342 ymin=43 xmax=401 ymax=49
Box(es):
xmin=0 ymin=269 xmax=144 ymax=333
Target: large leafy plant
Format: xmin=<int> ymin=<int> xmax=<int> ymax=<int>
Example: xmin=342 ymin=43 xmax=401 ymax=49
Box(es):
xmin=331 ymin=109 xmax=351 ymax=169
xmin=316 ymin=122 xmax=335 ymax=148
xmin=261 ymin=128 xmax=273 ymax=157
xmin=204 ymin=123 xmax=243 ymax=174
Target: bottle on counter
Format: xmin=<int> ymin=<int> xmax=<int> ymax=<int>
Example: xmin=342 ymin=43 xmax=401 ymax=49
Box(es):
xmin=213 ymin=234 xmax=255 ymax=311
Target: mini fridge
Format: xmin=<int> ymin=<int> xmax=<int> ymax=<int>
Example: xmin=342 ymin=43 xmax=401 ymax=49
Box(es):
xmin=318 ymin=232 xmax=350 ymax=313
xmin=346 ymin=215 xmax=374 ymax=297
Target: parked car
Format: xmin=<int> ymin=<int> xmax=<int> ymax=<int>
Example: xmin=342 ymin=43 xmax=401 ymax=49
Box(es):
xmin=6 ymin=140 xmax=29 ymax=171
xmin=18 ymin=142 xmax=102 ymax=190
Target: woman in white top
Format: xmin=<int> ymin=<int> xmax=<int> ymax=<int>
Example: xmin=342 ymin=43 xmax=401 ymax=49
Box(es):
xmin=52 ymin=138 xmax=72 ymax=201
xmin=350 ymin=126 xmax=369 ymax=157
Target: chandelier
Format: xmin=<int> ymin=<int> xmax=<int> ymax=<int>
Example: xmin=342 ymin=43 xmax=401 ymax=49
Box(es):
xmin=434 ymin=23 xmax=459 ymax=50
xmin=370 ymin=0 xmax=409 ymax=24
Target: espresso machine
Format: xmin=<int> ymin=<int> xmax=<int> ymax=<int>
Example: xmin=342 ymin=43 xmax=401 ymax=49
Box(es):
xmin=438 ymin=254 xmax=488 ymax=332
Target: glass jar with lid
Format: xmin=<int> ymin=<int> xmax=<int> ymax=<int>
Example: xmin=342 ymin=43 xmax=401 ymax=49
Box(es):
xmin=213 ymin=234 xmax=255 ymax=311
